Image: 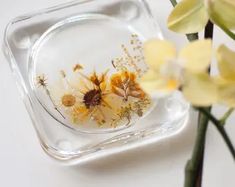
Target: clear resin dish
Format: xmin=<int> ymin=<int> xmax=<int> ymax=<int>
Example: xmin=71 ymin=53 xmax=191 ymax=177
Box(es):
xmin=3 ymin=0 xmax=189 ymax=164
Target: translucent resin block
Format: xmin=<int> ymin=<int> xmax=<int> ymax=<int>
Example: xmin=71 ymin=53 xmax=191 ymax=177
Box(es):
xmin=3 ymin=0 xmax=189 ymax=164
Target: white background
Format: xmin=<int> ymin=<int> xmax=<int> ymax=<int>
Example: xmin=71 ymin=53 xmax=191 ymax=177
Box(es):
xmin=0 ymin=0 xmax=234 ymax=186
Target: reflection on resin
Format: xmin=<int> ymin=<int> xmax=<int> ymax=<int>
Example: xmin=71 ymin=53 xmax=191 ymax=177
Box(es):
xmin=36 ymin=34 xmax=152 ymax=128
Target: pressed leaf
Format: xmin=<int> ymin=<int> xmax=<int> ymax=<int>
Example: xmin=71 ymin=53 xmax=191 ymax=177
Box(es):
xmin=179 ymin=39 xmax=212 ymax=73
xmin=168 ymin=0 xmax=209 ymax=34
xmin=217 ymin=45 xmax=235 ymax=81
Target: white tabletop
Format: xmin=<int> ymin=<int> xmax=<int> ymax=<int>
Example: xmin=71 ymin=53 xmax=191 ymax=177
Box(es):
xmin=0 ymin=0 xmax=234 ymax=186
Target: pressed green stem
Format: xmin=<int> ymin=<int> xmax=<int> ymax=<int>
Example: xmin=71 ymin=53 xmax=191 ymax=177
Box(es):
xmin=198 ymin=108 xmax=235 ymax=159
xmin=220 ymin=108 xmax=234 ymax=126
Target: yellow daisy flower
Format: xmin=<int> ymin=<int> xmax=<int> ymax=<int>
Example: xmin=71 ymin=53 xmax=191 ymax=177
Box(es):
xmin=51 ymin=70 xmax=113 ymax=126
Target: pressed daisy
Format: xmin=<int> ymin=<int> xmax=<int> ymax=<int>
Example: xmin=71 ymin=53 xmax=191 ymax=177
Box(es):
xmin=50 ymin=68 xmax=116 ymax=126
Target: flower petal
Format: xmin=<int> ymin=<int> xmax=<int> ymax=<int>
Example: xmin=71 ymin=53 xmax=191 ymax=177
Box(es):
xmin=216 ymin=79 xmax=235 ymax=107
xmin=207 ymin=0 xmax=235 ymax=29
xmin=144 ymin=39 xmax=177 ymax=70
xmin=140 ymin=69 xmax=179 ymax=95
xmin=167 ymin=0 xmax=209 ymax=34
xmin=217 ymin=45 xmax=235 ymax=81
xmin=182 ymin=72 xmax=218 ymax=106
xmin=179 ymin=39 xmax=212 ymax=73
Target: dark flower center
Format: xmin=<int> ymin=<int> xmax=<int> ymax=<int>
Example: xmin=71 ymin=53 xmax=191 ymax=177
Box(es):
xmin=83 ymin=89 xmax=102 ymax=108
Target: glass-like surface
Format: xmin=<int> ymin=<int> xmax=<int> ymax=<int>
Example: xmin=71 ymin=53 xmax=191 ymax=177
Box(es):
xmin=3 ymin=0 xmax=189 ymax=164
xmin=29 ymin=14 xmax=153 ymax=133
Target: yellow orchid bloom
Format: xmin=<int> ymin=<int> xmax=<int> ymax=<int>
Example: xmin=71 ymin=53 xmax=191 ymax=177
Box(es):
xmin=140 ymin=38 xmax=218 ymax=106
xmin=216 ymin=45 xmax=235 ymax=107
xmin=168 ymin=0 xmax=235 ymax=35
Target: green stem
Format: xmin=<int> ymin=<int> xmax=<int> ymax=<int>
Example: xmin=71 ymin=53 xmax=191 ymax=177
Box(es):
xmin=186 ymin=34 xmax=199 ymax=42
xmin=170 ymin=0 xmax=177 ymax=7
xmin=220 ymin=108 xmax=234 ymax=126
xmin=197 ymin=108 xmax=235 ymax=159
xmin=184 ymin=21 xmax=214 ymax=187
xmin=184 ymin=108 xmax=211 ymax=187
xmin=217 ymin=23 xmax=235 ymax=40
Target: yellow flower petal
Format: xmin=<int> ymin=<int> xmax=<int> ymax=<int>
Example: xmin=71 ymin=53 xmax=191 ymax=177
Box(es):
xmin=179 ymin=39 xmax=212 ymax=73
xmin=167 ymin=0 xmax=209 ymax=34
xmin=182 ymin=72 xmax=218 ymax=106
xmin=141 ymin=69 xmax=159 ymax=81
xmin=140 ymin=69 xmax=179 ymax=95
xmin=217 ymin=45 xmax=235 ymax=81
xmin=217 ymin=81 xmax=235 ymax=107
xmin=144 ymin=39 xmax=177 ymax=70
xmin=207 ymin=0 xmax=235 ymax=29
xmin=140 ymin=70 xmax=160 ymax=93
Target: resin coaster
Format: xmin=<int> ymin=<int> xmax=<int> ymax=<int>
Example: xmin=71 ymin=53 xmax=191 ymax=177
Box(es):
xmin=3 ymin=0 xmax=189 ymax=164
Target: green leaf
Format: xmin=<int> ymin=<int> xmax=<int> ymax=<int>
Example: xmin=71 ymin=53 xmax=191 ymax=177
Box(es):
xmin=168 ymin=0 xmax=209 ymax=34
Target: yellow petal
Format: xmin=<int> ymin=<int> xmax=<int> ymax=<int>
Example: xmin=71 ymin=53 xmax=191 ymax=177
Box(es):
xmin=217 ymin=45 xmax=235 ymax=81
xmin=217 ymin=81 xmax=235 ymax=107
xmin=179 ymin=39 xmax=212 ymax=73
xmin=144 ymin=39 xmax=177 ymax=70
xmin=167 ymin=0 xmax=209 ymax=34
xmin=207 ymin=0 xmax=235 ymax=29
xmin=140 ymin=70 xmax=160 ymax=93
xmin=182 ymin=72 xmax=218 ymax=106
xmin=100 ymin=82 xmax=107 ymax=91
xmin=141 ymin=69 xmax=159 ymax=82
xmin=140 ymin=70 xmax=179 ymax=95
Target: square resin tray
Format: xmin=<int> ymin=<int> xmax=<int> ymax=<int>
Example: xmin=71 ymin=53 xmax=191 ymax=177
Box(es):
xmin=3 ymin=0 xmax=189 ymax=164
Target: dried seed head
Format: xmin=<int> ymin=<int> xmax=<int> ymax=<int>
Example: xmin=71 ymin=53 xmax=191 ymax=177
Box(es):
xmin=83 ymin=89 xmax=102 ymax=109
xmin=36 ymin=75 xmax=47 ymax=88
xmin=73 ymin=64 xmax=83 ymax=72
xmin=62 ymin=94 xmax=76 ymax=107
xmin=60 ymin=70 xmax=66 ymax=78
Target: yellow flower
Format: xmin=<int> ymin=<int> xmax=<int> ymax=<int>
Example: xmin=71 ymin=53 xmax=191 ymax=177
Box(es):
xmin=140 ymin=38 xmax=218 ymax=106
xmin=216 ymin=45 xmax=235 ymax=107
xmin=51 ymin=70 xmax=113 ymax=126
xmin=111 ymin=71 xmax=146 ymax=101
xmin=168 ymin=0 xmax=235 ymax=34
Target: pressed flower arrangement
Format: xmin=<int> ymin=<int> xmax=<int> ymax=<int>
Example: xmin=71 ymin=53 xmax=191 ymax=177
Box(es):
xmin=35 ymin=34 xmax=152 ymax=129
